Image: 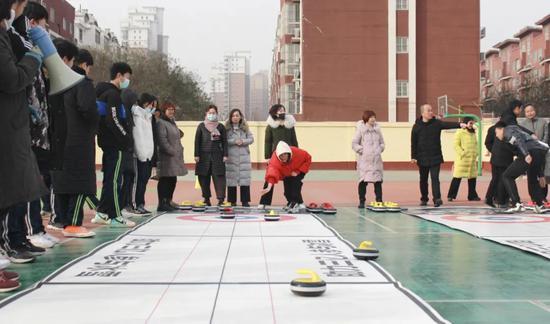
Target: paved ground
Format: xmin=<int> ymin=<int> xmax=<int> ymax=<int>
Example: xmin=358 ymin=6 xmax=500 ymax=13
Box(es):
xmin=1 ymin=170 xmax=547 ymax=324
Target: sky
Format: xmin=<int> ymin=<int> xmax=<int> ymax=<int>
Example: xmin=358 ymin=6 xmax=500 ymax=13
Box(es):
xmin=66 ymin=0 xmax=549 ymax=92
xmin=67 ymin=0 xmax=280 ymax=91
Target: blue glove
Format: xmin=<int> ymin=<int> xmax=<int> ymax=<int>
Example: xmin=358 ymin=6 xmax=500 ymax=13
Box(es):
xmin=24 ymin=51 xmax=43 ymax=65
xmin=28 ymin=26 xmax=56 ymax=58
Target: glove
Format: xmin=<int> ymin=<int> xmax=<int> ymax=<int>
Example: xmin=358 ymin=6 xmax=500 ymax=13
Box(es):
xmin=28 ymin=26 xmax=56 ymax=58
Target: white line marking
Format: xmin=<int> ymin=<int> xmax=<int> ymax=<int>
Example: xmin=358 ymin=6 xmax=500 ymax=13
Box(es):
xmin=427 ymin=299 xmax=550 ymax=303
xmin=530 ymin=300 xmax=550 ymax=313
xmin=349 ymin=210 xmax=398 ymax=233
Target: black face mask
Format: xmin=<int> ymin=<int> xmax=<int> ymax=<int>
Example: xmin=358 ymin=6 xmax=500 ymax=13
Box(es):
xmin=277 ymin=113 xmax=286 ymax=120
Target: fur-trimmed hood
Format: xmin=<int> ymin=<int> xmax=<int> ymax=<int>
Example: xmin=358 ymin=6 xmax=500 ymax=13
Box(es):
xmin=267 ymin=114 xmax=296 ymax=129
xmin=225 ymin=119 xmax=250 ymax=133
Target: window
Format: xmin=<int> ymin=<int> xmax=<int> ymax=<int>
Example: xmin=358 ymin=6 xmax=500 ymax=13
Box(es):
xmin=95 ymin=30 xmax=101 ymax=45
xmin=79 ymin=28 xmax=83 ymax=42
xmin=63 ymin=17 xmax=67 ymax=31
xmin=50 ymin=8 xmax=55 ymax=23
xmin=514 ymin=59 xmax=520 ymax=72
xmin=397 ymin=36 xmax=408 ymax=53
xmin=396 ymin=80 xmax=408 ymax=98
xmin=396 ymin=0 xmax=408 ymax=10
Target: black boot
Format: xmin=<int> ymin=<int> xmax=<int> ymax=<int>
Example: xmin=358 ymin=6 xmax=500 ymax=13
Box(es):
xmin=434 ymin=199 xmax=443 ymax=207
xmin=203 ymin=199 xmax=212 ymax=206
xmin=158 ymin=199 xmax=176 ymax=212
xmin=358 ymin=200 xmax=365 ymax=209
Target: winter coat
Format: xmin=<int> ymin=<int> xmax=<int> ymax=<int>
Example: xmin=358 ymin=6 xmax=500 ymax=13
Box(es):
xmin=96 ymin=82 xmax=132 ymax=151
xmin=503 ymin=125 xmax=549 ymax=157
xmin=485 ymin=125 xmax=515 ymax=167
xmin=132 ymin=105 xmax=155 ymax=162
xmin=411 ymin=117 xmax=461 ymax=167
xmin=265 ymin=142 xmax=312 ymax=185
xmin=51 ymin=67 xmax=99 ymax=194
xmin=352 ymin=122 xmax=385 ymax=183
xmin=519 ymin=117 xmax=548 ymax=143
xmin=0 ymin=27 xmax=46 ymax=209
xmin=225 ymin=121 xmax=254 ymax=187
xmin=156 ymin=117 xmax=188 ymax=177
xmin=194 ymin=123 xmax=228 ymax=176
xmin=264 ymin=115 xmax=298 ymax=159
xmin=452 ymin=129 xmax=478 ymax=178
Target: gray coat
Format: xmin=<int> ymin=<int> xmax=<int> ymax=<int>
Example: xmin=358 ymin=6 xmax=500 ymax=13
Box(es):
xmin=225 ymin=121 xmax=254 ymax=186
xmin=0 ymin=28 xmax=46 ymax=209
xmin=156 ymin=118 xmax=188 ymax=177
xmin=519 ymin=117 xmax=548 ymax=143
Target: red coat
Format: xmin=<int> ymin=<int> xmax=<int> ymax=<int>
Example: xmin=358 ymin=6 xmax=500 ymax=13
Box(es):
xmin=265 ymin=146 xmax=312 ymax=184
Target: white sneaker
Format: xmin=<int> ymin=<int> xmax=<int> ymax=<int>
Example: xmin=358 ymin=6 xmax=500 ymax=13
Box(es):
xmin=0 ymin=254 xmax=10 ymax=270
xmin=42 ymin=232 xmax=60 ymax=244
xmin=257 ymin=204 xmax=265 ymax=209
xmin=504 ymin=203 xmax=524 ymax=214
xmin=28 ymin=233 xmax=55 ymax=249
xmin=110 ymin=217 xmax=136 ymax=228
xmin=91 ymin=212 xmax=110 ymax=225
xmin=297 ymin=204 xmax=306 ymax=210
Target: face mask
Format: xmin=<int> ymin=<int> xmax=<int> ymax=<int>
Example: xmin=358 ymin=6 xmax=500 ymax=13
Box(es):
xmin=145 ymin=107 xmax=155 ymax=114
xmin=277 ymin=113 xmax=286 ymax=120
xmin=120 ymin=78 xmax=130 ymax=89
xmin=6 ymin=9 xmax=15 ymax=27
xmin=207 ymin=113 xmax=218 ymax=122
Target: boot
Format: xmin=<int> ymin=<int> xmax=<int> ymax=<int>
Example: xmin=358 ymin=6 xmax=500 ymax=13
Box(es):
xmin=157 ymin=199 xmax=176 ymax=212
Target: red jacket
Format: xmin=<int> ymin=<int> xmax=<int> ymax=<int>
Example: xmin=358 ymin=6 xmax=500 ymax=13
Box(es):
xmin=265 ymin=146 xmax=312 ymax=184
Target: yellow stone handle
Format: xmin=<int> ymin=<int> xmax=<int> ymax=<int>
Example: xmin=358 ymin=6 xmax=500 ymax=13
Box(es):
xmin=269 ymin=210 xmax=277 ymax=216
xmin=181 ymin=201 xmax=193 ymax=205
xmin=358 ymin=241 xmax=373 ymax=249
xmin=295 ymin=269 xmax=321 ymax=283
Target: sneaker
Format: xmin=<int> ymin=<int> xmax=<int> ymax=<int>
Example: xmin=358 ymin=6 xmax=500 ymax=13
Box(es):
xmin=504 ymin=203 xmax=524 ymax=214
xmin=284 ymin=202 xmax=296 ymax=212
xmin=534 ymin=205 xmax=549 ymax=214
xmin=122 ymin=207 xmax=142 ymax=217
xmin=136 ymin=205 xmax=152 ymax=215
xmin=6 ymin=248 xmax=35 ymax=264
xmin=27 ymin=233 xmax=55 ymax=249
xmin=288 ymin=204 xmax=301 ymax=214
xmin=62 ymin=226 xmax=96 ymax=238
xmin=22 ymin=242 xmax=45 ymax=256
xmin=46 ymin=220 xmax=64 ymax=231
xmin=296 ymin=203 xmax=306 ymax=210
xmin=42 ymin=232 xmax=60 ymax=245
xmin=242 ymin=203 xmax=250 ymax=208
xmin=358 ymin=201 xmax=365 ymax=209
xmin=420 ymin=201 xmax=428 ymax=207
xmin=434 ymin=199 xmax=443 ymax=208
xmin=0 ymin=273 xmax=20 ymax=293
xmin=0 ymin=255 xmax=10 ymax=270
xmin=110 ymin=217 xmax=136 ymax=228
xmin=468 ymin=197 xmax=481 ymax=201
xmin=447 ymin=197 xmax=454 ymax=202
xmin=1 ymin=270 xmax=19 ymax=281
xmin=257 ymin=204 xmax=266 ymax=210
xmin=91 ymin=212 xmax=110 ymax=225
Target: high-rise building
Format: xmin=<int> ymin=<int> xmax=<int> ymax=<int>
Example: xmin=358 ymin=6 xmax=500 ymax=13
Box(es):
xmin=210 ymin=51 xmax=251 ymax=120
xmin=270 ymin=0 xmax=480 ymax=122
xmin=33 ymin=0 xmax=75 ymax=40
xmin=74 ymin=8 xmax=119 ymax=50
xmin=249 ymin=70 xmax=269 ymax=121
xmin=121 ymin=6 xmax=168 ymax=54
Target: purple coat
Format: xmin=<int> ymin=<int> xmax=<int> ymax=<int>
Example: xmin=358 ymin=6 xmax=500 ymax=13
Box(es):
xmin=352 ymin=122 xmax=385 ymax=183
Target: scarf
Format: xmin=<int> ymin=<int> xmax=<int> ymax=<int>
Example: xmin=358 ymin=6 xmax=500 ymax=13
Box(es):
xmin=204 ymin=118 xmax=221 ymax=140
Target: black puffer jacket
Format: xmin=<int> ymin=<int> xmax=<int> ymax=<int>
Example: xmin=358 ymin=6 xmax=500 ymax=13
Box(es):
xmin=411 ymin=117 xmax=461 ymax=166
xmin=51 ymin=67 xmax=99 ymax=194
xmin=96 ymin=82 xmax=132 ymax=151
xmin=194 ymin=123 xmax=228 ymax=176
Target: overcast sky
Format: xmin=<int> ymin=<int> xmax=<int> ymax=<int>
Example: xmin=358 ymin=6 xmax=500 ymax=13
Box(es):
xmin=67 ymin=0 xmax=549 ymax=91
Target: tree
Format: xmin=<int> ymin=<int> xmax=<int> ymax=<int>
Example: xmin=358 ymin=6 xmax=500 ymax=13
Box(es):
xmin=86 ymin=47 xmax=211 ymax=120
xmin=482 ymin=77 xmax=550 ymax=117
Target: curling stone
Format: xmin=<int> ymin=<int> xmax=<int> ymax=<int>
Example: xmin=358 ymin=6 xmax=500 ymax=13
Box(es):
xmin=290 ymin=269 xmax=326 ymax=297
xmin=264 ymin=210 xmax=280 ymax=222
xmin=179 ymin=201 xmax=193 ymax=211
xmin=384 ymin=202 xmax=401 ymax=212
xmin=352 ymin=241 xmax=379 ymax=261
xmin=220 ymin=208 xmax=235 ymax=219
xmin=192 ymin=201 xmax=206 ymax=213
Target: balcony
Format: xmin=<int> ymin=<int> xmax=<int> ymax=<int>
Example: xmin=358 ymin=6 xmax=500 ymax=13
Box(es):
xmin=518 ymin=64 xmax=533 ymax=74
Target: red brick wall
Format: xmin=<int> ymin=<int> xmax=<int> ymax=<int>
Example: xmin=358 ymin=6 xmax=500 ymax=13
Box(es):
xmin=35 ymin=0 xmax=75 ymax=40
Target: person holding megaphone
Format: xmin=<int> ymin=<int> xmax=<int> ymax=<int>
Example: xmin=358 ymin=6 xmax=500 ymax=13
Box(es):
xmin=0 ymin=0 xmax=53 ymax=292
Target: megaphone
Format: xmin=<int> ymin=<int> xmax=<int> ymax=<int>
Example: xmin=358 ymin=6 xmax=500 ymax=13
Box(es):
xmin=44 ymin=51 xmax=85 ymax=95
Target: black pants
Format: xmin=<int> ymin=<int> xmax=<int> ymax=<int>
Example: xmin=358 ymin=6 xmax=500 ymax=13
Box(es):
xmin=56 ymin=194 xmax=86 ymax=227
xmin=86 ymin=195 xmax=99 ymax=210
xmin=485 ymin=165 xmax=509 ymax=205
xmin=259 ymin=181 xmax=275 ymax=205
xmin=5 ymin=203 xmax=30 ymax=249
xmin=502 ymin=151 xmax=546 ymax=206
xmin=419 ymin=164 xmax=441 ymax=202
xmin=283 ymin=173 xmax=305 ymax=204
xmin=447 ymin=178 xmax=479 ymax=200
xmin=227 ymin=186 xmax=251 ymax=205
xmin=157 ymin=177 xmax=177 ymax=202
xmin=198 ymin=175 xmax=226 ymax=201
xmin=358 ymin=181 xmax=383 ymax=203
xmin=98 ymin=148 xmax=124 ymax=220
xmin=121 ymin=155 xmax=136 ymax=210
xmin=133 ymin=160 xmax=152 ymax=207
xmin=40 ymin=169 xmax=52 ymax=213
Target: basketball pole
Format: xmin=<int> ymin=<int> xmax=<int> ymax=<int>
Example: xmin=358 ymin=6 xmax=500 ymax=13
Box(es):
xmin=443 ymin=113 xmax=483 ymax=176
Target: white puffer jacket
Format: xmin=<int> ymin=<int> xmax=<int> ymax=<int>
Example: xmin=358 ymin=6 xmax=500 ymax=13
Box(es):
xmin=132 ymin=105 xmax=155 ymax=162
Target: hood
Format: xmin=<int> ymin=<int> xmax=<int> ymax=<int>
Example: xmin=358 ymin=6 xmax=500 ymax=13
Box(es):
xmin=275 ymin=141 xmax=292 ymax=162
xmin=415 ymin=116 xmax=436 ymax=126
xmin=96 ymin=81 xmax=118 ymax=98
xmin=225 ymin=119 xmax=249 ymax=132
xmin=357 ymin=121 xmax=380 ymax=132
xmin=267 ymin=114 xmax=296 ymax=129
xmin=121 ymin=89 xmax=138 ymax=110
